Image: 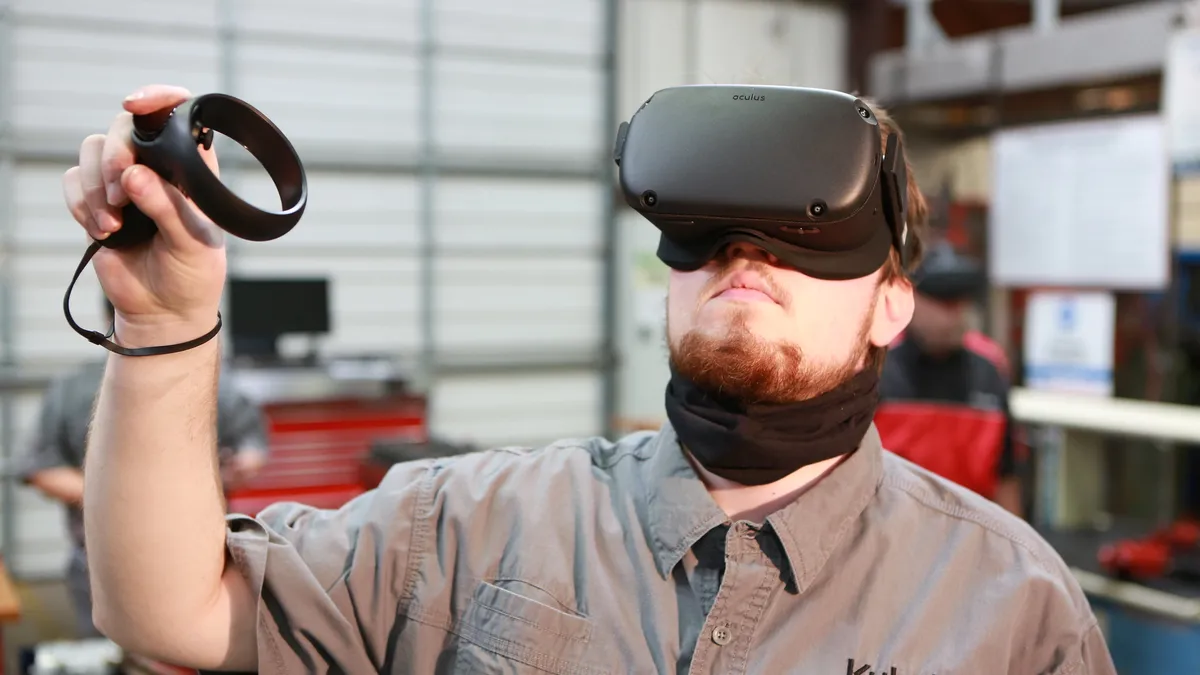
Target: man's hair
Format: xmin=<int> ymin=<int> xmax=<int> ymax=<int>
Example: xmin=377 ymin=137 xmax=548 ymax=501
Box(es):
xmin=864 ymin=98 xmax=929 ymax=284
xmin=859 ymin=98 xmax=929 ymax=373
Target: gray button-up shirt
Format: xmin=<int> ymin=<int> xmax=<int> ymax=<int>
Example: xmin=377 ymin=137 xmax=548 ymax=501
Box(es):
xmin=223 ymin=423 xmax=1115 ymax=674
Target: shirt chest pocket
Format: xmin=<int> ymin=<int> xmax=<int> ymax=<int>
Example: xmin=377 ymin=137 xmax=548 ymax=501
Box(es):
xmin=455 ymin=580 xmax=610 ymax=675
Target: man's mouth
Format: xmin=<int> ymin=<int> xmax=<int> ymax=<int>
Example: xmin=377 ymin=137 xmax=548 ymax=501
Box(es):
xmin=713 ymin=271 xmax=780 ymax=304
xmin=715 ymin=287 xmax=776 ymax=303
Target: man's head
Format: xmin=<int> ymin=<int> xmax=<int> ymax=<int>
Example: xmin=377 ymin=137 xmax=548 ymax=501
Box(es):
xmin=908 ymin=294 xmax=970 ymax=354
xmin=904 ymin=242 xmax=986 ymax=355
xmin=666 ymin=101 xmax=928 ymax=404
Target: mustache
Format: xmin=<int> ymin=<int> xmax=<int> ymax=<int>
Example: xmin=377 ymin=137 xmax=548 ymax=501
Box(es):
xmin=703 ymin=260 xmax=790 ymax=306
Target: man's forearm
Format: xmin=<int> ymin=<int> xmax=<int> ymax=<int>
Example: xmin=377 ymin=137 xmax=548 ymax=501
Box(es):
xmin=28 ymin=467 xmax=85 ymax=507
xmin=84 ymin=338 xmax=229 ymax=645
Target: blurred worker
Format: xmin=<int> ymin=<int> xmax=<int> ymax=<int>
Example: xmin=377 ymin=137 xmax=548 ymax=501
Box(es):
xmin=66 ymin=85 xmax=1112 ymax=673
xmin=874 ymin=243 xmax=1025 ymax=516
xmin=15 ymin=297 xmax=269 ymax=638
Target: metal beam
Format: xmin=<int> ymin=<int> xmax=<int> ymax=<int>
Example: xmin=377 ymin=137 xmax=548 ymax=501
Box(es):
xmin=0 ymin=137 xmax=604 ymax=182
xmin=1033 ymin=0 xmax=1062 ymax=32
xmin=599 ymin=0 xmax=621 ymax=440
xmin=8 ymin=12 xmax=603 ymax=68
xmin=847 ymin=0 xmax=892 ymax=96
xmin=0 ymin=0 xmax=15 ymax=560
xmin=417 ymin=0 xmax=437 ymax=401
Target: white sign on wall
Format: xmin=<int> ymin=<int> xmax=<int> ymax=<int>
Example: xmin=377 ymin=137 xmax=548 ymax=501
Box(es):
xmin=1023 ymin=291 xmax=1115 ymax=397
xmin=1165 ymin=27 xmax=1200 ymax=175
xmin=989 ymin=114 xmax=1170 ymax=290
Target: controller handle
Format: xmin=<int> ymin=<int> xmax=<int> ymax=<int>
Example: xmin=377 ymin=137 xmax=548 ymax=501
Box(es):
xmin=106 ymin=108 xmax=196 ymax=249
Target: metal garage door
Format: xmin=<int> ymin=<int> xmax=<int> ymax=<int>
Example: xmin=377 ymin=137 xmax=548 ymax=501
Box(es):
xmin=0 ymin=0 xmax=617 ymax=577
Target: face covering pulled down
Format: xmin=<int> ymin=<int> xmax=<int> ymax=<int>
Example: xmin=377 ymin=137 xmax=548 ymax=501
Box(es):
xmin=664 ymin=366 xmax=880 ymax=485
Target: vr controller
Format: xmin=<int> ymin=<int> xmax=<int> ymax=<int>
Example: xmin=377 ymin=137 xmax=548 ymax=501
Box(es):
xmin=613 ymin=85 xmax=911 ymax=280
xmin=64 ymin=93 xmax=308 ymax=356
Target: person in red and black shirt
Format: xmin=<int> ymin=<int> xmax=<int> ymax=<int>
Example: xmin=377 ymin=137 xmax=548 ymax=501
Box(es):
xmin=876 ymin=243 xmax=1024 ymax=516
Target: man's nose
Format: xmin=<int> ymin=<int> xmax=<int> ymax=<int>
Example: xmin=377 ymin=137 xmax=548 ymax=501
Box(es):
xmin=722 ymin=241 xmax=775 ymax=264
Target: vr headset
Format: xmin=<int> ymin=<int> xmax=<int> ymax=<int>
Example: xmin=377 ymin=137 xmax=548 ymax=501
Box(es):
xmin=613 ymin=85 xmax=910 ymax=280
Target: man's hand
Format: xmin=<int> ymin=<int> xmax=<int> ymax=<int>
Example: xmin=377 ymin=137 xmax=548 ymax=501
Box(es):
xmin=220 ymin=448 xmax=268 ymax=492
xmin=28 ymin=467 xmax=85 ymax=508
xmin=63 ymin=84 xmax=227 ymax=347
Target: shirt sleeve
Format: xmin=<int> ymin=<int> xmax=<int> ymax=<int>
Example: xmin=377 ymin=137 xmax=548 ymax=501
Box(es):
xmin=1046 ymin=621 xmax=1116 ymax=674
xmin=1073 ymin=622 xmax=1117 ymax=675
xmin=13 ymin=377 xmax=72 ymax=482
xmin=219 ymin=457 xmax=439 ymax=673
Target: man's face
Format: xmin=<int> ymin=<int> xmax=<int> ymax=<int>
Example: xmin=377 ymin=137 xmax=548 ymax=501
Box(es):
xmin=666 ymin=242 xmax=912 ymax=404
xmin=908 ymin=293 xmax=969 ymax=354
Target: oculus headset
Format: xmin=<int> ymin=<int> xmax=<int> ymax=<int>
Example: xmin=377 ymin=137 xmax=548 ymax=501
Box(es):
xmin=614 ymin=85 xmax=912 ymax=280
xmin=63 ymin=93 xmax=308 ymax=356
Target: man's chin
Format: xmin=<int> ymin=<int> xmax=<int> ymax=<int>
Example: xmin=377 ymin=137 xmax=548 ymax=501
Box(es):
xmin=692 ymin=313 xmax=786 ymax=344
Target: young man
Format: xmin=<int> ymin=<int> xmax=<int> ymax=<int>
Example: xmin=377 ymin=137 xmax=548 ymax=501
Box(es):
xmin=15 ymin=298 xmax=270 ymax=638
xmin=63 ymin=84 xmax=1114 ymax=673
xmin=875 ymin=242 xmax=1025 ymax=516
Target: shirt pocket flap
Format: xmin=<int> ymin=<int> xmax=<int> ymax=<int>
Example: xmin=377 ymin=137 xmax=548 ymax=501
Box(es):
xmin=457 ymin=580 xmax=605 ymax=675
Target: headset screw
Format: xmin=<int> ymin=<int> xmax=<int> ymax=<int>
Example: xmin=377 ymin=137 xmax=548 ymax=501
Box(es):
xmin=858 ymin=106 xmax=871 ymax=119
xmin=642 ymin=190 xmax=658 ymax=207
xmin=809 ymin=200 xmax=827 ymax=217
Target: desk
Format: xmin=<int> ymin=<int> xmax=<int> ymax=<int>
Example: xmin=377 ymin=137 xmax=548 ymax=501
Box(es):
xmin=0 ymin=557 xmax=22 ymax=675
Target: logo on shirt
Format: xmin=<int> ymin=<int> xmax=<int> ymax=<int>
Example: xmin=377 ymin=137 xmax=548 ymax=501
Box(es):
xmin=847 ymin=659 xmax=936 ymax=675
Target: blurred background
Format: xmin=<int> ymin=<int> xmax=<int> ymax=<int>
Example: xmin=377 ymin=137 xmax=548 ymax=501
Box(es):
xmin=0 ymin=0 xmax=1199 ymax=672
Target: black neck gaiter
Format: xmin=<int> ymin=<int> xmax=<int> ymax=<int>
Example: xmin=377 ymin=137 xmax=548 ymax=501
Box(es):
xmin=664 ymin=366 xmax=880 ymax=485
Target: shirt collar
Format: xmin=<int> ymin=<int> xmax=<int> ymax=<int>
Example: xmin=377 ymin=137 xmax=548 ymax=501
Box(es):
xmin=638 ymin=422 xmax=884 ymax=592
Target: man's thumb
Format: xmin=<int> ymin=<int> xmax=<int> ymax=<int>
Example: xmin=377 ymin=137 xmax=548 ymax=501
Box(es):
xmin=120 ymin=164 xmax=197 ymax=248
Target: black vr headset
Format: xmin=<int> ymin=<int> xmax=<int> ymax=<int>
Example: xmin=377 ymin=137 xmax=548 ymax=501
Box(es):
xmin=613 ymin=85 xmax=910 ymax=280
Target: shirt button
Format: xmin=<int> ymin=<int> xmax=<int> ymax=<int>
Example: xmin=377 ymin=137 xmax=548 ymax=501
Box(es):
xmin=711 ymin=624 xmax=733 ymax=645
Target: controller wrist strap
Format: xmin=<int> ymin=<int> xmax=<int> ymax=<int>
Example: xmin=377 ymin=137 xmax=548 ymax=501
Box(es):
xmin=63 ymin=240 xmax=223 ymax=357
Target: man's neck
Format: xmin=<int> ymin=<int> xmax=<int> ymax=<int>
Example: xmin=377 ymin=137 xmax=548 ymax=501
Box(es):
xmin=688 ymin=452 xmax=849 ymax=523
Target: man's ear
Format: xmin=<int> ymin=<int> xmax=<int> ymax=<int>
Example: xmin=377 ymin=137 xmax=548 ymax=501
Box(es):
xmin=870 ymin=278 xmax=915 ymax=348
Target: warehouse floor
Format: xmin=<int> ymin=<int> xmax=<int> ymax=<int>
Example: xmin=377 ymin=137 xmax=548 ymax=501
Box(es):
xmin=3 ymin=579 xmax=76 ymax=674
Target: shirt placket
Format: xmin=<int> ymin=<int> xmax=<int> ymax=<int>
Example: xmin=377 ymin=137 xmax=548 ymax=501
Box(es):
xmin=688 ymin=521 xmax=781 ymax=675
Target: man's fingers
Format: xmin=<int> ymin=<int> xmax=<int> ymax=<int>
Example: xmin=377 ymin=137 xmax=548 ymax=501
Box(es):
xmin=121 ymin=164 xmax=222 ymax=250
xmin=62 ymin=166 xmax=104 ymax=239
xmin=101 ymin=112 xmax=135 ymax=207
xmin=79 ymin=134 xmax=120 ymax=235
xmin=122 ymin=84 xmax=193 ymax=115
xmin=120 ymin=84 xmax=220 ymax=177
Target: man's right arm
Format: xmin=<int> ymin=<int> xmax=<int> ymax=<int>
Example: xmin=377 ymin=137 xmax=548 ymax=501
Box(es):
xmin=72 ymin=84 xmax=433 ymax=672
xmin=85 ymin=338 xmax=259 ymax=671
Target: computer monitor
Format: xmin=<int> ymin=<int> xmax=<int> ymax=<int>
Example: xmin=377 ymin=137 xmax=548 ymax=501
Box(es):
xmin=227 ymin=277 xmax=331 ymax=361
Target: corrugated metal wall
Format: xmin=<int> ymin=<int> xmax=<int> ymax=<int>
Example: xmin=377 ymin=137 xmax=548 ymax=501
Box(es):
xmin=0 ymin=0 xmax=615 ymax=578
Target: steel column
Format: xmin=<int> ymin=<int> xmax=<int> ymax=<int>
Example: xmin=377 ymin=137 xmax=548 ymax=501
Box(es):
xmin=600 ymin=0 xmax=621 ymax=439
xmin=0 ymin=0 xmax=17 ymax=560
xmin=417 ymin=0 xmax=437 ymax=398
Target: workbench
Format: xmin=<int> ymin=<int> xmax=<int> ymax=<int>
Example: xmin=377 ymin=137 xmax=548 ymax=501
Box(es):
xmin=1012 ymin=388 xmax=1200 ymax=674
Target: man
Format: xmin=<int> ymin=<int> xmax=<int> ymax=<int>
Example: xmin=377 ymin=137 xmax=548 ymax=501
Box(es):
xmin=63 ymin=84 xmax=1114 ymax=673
xmin=875 ymin=242 xmax=1025 ymax=515
xmin=15 ymin=298 xmax=270 ymax=637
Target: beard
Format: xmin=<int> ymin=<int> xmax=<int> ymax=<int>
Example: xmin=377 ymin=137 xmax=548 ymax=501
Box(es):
xmin=668 ymin=300 xmax=877 ymax=405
